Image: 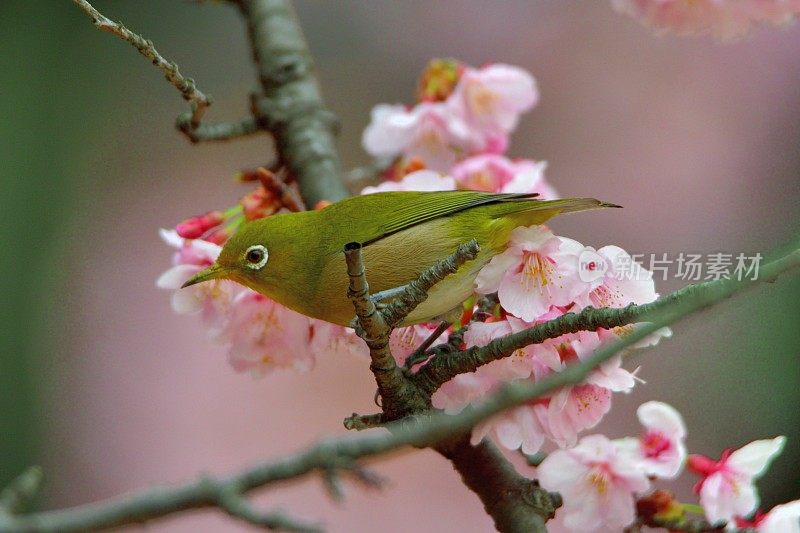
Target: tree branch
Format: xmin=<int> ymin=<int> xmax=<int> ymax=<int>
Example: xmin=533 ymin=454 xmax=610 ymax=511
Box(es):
xmin=176 ymin=115 xmax=260 ymax=143
xmin=237 ymin=0 xmax=349 ymax=206
xmin=1 ymin=240 xmax=796 ymax=532
xmin=71 ymin=0 xmax=212 ymax=132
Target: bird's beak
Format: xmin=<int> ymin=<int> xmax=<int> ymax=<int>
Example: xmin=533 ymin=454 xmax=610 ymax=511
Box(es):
xmin=181 ymin=264 xmax=231 ymax=289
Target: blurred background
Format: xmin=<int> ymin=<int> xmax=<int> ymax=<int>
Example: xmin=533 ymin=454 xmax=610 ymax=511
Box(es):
xmin=1 ymin=1 xmax=798 ymax=531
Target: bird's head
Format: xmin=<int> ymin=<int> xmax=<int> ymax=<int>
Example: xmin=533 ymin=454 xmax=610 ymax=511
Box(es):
xmin=181 ymin=217 xmax=278 ymax=293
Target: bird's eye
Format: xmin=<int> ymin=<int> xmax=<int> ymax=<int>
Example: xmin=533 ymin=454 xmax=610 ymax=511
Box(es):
xmin=244 ymin=244 xmax=269 ymax=270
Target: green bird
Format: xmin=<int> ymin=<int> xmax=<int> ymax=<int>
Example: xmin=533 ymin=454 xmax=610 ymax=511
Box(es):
xmin=182 ymin=191 xmax=617 ymax=326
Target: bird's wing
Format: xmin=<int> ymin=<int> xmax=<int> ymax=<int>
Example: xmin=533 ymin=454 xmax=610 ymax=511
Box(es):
xmin=358 ymin=191 xmax=538 ymax=245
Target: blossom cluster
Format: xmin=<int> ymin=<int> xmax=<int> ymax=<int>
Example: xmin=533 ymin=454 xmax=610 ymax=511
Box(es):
xmin=362 ymin=59 xmax=557 ymax=198
xmin=537 ymin=401 xmax=793 ymax=532
xmin=613 ymin=0 xmax=800 ymax=40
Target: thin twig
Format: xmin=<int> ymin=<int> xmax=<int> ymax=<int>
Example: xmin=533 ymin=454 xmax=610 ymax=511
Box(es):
xmin=176 ymin=115 xmax=260 ymax=143
xmin=71 ymin=0 xmax=211 ymax=129
xmin=343 ymin=412 xmax=385 ymax=431
xmin=381 ymin=240 xmax=480 ymax=326
xmin=216 ymin=489 xmax=321 ymax=533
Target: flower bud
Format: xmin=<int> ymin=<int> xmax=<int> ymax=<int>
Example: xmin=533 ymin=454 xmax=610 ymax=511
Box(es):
xmin=175 ymin=211 xmax=225 ymax=239
xmin=417 ymin=58 xmax=462 ymax=102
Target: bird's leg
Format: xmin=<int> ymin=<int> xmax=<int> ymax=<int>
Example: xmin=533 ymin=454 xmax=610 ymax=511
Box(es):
xmin=369 ymin=285 xmax=409 ymax=304
xmin=403 ymin=321 xmax=451 ymax=369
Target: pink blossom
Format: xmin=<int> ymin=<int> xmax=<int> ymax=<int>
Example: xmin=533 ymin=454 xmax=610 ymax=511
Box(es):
xmin=574 ymin=245 xmax=671 ymax=347
xmin=308 ymin=322 xmax=369 ymax=359
xmin=538 ymin=434 xmax=651 ymax=532
xmin=450 ymin=154 xmax=559 ymax=198
xmin=223 ymin=291 xmax=315 ymax=377
xmin=156 ymin=229 xmax=236 ymax=336
xmin=360 ymin=169 xmax=455 ymax=194
xmin=612 ymin=0 xmax=800 ymax=40
xmin=575 ymin=245 xmax=657 ymax=309
xmin=506 ymin=315 xmax=563 ymax=380
xmin=431 ymin=372 xmax=493 ymax=414
xmin=431 ymin=320 xmax=530 ymax=416
xmin=757 ymin=500 xmax=800 ymax=533
xmin=543 ymin=335 xmax=637 ymax=447
xmin=475 ymin=226 xmax=589 ymax=321
xmin=389 ymin=322 xmax=449 ymax=366
xmin=449 ymin=63 xmax=538 ymax=135
xmin=543 ymin=383 xmax=614 ymax=448
xmin=615 ymin=401 xmax=687 ymax=479
xmin=362 ymin=102 xmax=471 ymax=171
xmin=471 ymin=402 xmax=549 ymax=455
xmin=461 ymin=321 xmax=548 ymax=454
xmin=688 ymin=436 xmax=786 ymax=525
xmin=463 ymin=320 xmax=534 ymax=380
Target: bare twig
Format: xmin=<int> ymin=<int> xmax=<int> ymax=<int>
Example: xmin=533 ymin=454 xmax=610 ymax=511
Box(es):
xmin=381 ymin=240 xmax=480 ymax=327
xmin=176 ymin=115 xmax=260 ymax=143
xmin=1 ymin=241 xmax=796 ymax=532
xmin=216 ymin=490 xmax=321 ymax=532
xmin=255 ymin=167 xmax=307 ymax=212
xmin=343 ymin=412 xmax=385 ymax=431
xmin=71 ymin=0 xmax=212 ymax=130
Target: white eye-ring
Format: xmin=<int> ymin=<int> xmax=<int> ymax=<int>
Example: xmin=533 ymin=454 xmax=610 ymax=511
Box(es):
xmin=244 ymin=244 xmax=269 ymax=270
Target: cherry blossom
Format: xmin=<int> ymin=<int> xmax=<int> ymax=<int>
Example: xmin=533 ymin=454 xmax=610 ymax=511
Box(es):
xmin=389 ymin=322 xmax=449 ymax=365
xmin=475 ymin=226 xmax=589 ymax=321
xmin=615 ymin=401 xmax=687 ymax=479
xmin=156 ymin=229 xmax=237 ymax=337
xmin=612 ymin=0 xmax=800 ymax=40
xmin=471 ymin=402 xmax=549 ymax=455
xmin=362 ymin=102 xmax=472 ymax=171
xmin=688 ymin=436 xmax=787 ymax=525
xmin=431 ymin=371 xmax=493 ymax=415
xmin=538 ymin=434 xmax=650 ymax=532
xmin=360 ymin=169 xmax=455 ymax=194
xmin=223 ymin=291 xmax=315 ymax=376
xmin=450 ymin=154 xmax=558 ymax=197
xmin=756 ymin=499 xmax=800 ymax=532
xmin=449 ymin=63 xmax=538 ymax=137
xmin=575 ymin=245 xmax=657 ymax=309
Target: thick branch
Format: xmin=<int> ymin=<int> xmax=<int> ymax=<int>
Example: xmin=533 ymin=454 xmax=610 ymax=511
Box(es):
xmin=1 ymin=241 xmax=796 ymax=532
xmin=237 ymin=0 xmax=349 ymax=206
xmin=437 ymin=437 xmax=558 ymax=532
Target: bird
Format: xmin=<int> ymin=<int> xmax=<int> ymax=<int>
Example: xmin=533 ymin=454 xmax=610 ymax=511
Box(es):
xmin=181 ymin=191 xmax=618 ymax=326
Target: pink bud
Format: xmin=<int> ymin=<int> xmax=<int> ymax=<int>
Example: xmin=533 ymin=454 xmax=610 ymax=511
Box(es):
xmin=687 ymin=453 xmax=719 ymax=477
xmin=175 ymin=211 xmax=225 ymax=239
